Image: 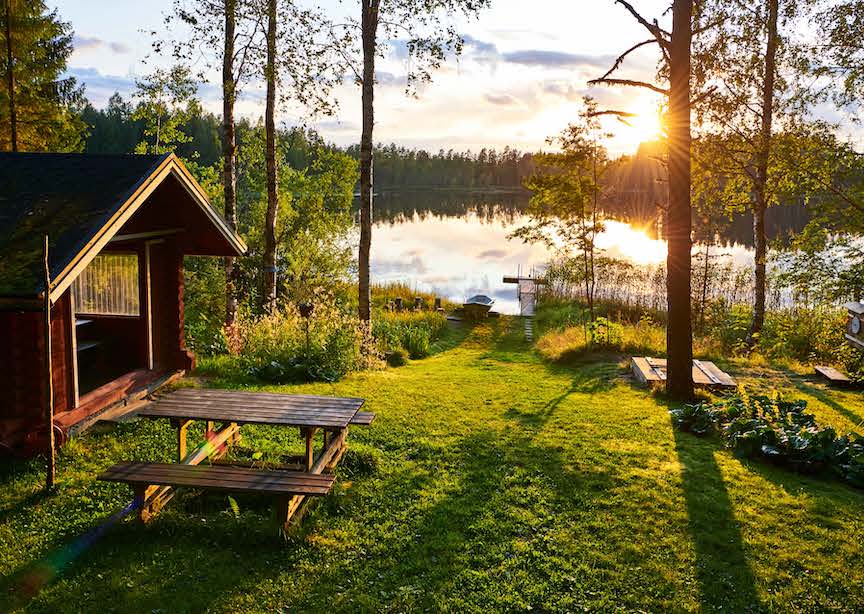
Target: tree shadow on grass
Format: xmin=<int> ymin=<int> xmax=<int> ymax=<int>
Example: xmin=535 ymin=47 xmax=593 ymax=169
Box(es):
xmin=672 ymin=424 xmax=762 ymax=612
xmin=795 ymin=382 xmax=864 ymax=431
xmin=504 ymin=363 xmax=618 ymax=429
xmin=273 ymin=429 xmax=619 ymax=612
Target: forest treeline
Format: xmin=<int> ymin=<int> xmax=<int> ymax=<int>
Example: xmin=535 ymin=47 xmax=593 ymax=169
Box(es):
xmin=81 ymin=94 xmax=534 ymax=190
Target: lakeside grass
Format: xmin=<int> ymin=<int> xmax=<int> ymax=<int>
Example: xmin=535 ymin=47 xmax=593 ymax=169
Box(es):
xmin=1 ymin=318 xmax=863 ymax=612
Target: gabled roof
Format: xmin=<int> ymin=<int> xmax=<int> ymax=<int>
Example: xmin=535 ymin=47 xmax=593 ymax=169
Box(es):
xmin=0 ymin=152 xmax=246 ymax=302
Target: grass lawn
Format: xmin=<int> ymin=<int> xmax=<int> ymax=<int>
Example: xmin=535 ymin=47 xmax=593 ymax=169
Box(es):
xmin=1 ymin=318 xmax=864 ymax=612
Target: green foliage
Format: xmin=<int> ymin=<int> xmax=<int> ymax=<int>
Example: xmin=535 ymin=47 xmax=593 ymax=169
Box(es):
xmin=226 ymin=125 xmax=356 ymax=309
xmin=372 ymin=310 xmax=447 ymax=359
xmin=131 ymin=65 xmax=197 ymax=155
xmin=672 ymin=390 xmax=864 ymax=487
xmin=229 ymin=304 xmax=380 ymax=383
xmin=385 ymin=347 xmax=409 ymax=367
xmin=511 ymin=97 xmax=607 ymax=314
xmin=586 ymin=316 xmax=623 ymax=348
xmin=0 ymin=0 xmax=85 ymax=151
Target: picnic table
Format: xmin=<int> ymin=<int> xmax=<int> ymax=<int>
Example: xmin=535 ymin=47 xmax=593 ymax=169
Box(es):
xmin=98 ymin=388 xmax=374 ymax=531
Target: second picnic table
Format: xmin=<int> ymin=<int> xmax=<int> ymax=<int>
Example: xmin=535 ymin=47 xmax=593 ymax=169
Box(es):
xmin=99 ymin=388 xmax=375 ymax=530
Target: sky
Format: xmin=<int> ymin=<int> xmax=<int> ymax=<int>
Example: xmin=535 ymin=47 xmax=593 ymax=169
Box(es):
xmin=51 ymin=0 xmax=673 ymax=155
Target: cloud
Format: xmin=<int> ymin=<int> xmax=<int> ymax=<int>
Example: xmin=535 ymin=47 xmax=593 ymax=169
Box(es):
xmin=501 ymin=50 xmax=615 ymax=69
xmin=73 ymin=35 xmax=130 ymax=55
xmin=477 ymin=249 xmax=508 ymax=259
xmin=484 ymin=93 xmax=518 ymax=106
xmin=68 ymin=67 xmax=136 ymax=105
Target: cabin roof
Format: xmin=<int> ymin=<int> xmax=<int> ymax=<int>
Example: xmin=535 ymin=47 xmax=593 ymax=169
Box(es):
xmin=0 ymin=152 xmax=246 ymax=301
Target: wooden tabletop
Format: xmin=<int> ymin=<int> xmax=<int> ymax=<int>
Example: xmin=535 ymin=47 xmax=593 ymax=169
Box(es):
xmin=137 ymin=388 xmax=366 ymax=429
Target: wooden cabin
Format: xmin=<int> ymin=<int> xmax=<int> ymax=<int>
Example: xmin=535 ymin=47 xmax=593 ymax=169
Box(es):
xmin=0 ymin=153 xmax=246 ymax=455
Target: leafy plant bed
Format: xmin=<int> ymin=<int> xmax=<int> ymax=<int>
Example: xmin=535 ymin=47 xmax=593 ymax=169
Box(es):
xmin=671 ymin=389 xmax=864 ymax=487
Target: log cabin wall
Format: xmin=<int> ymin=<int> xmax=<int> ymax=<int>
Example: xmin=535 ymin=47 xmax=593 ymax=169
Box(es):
xmin=0 ymin=291 xmax=74 ymax=452
xmin=149 ymin=239 xmax=194 ymax=373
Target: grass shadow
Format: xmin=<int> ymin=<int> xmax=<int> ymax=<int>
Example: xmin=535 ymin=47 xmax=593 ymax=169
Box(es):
xmin=672 ymin=424 xmax=762 ymax=612
xmin=795 ymin=381 xmax=864 ymax=431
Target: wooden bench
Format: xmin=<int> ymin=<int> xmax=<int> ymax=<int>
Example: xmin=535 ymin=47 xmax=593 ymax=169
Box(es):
xmin=99 ymin=462 xmax=335 ymax=527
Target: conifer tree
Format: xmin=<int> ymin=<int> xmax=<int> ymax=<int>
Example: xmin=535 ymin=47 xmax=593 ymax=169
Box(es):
xmin=0 ymin=0 xmax=84 ymax=151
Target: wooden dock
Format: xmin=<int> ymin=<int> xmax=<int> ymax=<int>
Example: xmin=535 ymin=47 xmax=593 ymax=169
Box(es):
xmin=504 ymin=272 xmax=545 ymax=341
xmin=630 ymin=357 xmax=736 ymax=390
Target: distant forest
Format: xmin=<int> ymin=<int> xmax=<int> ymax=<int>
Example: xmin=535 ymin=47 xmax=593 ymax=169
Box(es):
xmin=80 ymin=94 xmax=535 ymax=190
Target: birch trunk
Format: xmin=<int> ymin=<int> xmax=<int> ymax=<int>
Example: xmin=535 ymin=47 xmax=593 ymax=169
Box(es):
xmin=357 ymin=1 xmax=378 ymax=322
xmin=223 ymin=0 xmax=238 ymax=325
xmin=748 ymin=0 xmax=779 ymax=345
xmin=262 ymin=0 xmax=278 ymax=311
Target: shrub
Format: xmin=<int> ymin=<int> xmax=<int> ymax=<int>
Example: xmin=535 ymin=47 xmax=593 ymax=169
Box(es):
xmin=386 ymin=348 xmax=409 ymax=367
xmin=229 ymin=304 xmax=380 ymax=383
xmin=403 ymin=326 xmax=431 ymax=359
xmin=671 ymin=389 xmax=864 ymax=487
xmin=371 ymin=310 xmax=447 ymax=358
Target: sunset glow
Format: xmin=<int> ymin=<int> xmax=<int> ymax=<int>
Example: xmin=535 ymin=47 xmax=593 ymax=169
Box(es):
xmin=595 ymin=220 xmax=667 ymax=265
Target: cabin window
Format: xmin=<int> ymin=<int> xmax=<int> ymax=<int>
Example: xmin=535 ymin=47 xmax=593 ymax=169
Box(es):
xmin=72 ymin=253 xmax=140 ymax=316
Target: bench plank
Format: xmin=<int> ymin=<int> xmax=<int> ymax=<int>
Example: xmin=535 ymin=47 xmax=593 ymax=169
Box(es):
xmin=99 ymin=462 xmax=334 ymax=496
xmin=350 ymin=411 xmax=376 ymax=426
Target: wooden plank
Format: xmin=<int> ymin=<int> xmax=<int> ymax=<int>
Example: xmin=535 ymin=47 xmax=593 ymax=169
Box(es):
xmin=148 ymin=399 xmax=360 ymax=416
xmin=846 ymin=333 xmax=864 ymax=351
xmin=139 ymin=407 xmax=351 ymax=428
xmin=632 ymin=357 xmax=735 ymax=389
xmin=98 ymin=463 xmax=334 ymax=495
xmin=815 ymin=365 xmax=852 ymax=384
xmin=698 ymin=361 xmax=737 ymax=388
xmin=169 ymin=388 xmax=365 ymax=406
xmin=349 ymin=411 xmax=376 ymax=426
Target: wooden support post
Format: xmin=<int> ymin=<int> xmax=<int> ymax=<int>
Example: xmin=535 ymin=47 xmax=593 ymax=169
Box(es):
xmin=43 ymin=235 xmax=56 ymax=490
xmin=133 ymin=484 xmax=157 ymax=522
xmin=304 ymin=427 xmax=318 ymax=471
xmin=173 ymin=419 xmax=191 ymax=462
xmin=278 ymin=427 xmax=348 ymax=530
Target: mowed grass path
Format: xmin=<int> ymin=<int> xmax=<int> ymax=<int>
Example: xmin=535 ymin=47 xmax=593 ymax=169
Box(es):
xmin=1 ymin=319 xmax=863 ymax=612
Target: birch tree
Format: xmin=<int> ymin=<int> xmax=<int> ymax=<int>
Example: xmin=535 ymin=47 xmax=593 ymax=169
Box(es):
xmin=156 ymin=0 xmax=264 ymax=325
xmin=329 ymin=0 xmax=492 ymax=323
xmin=692 ymin=0 xmax=821 ymax=346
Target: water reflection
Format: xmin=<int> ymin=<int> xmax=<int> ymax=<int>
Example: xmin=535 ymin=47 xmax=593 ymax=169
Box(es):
xmin=369 ymin=191 xmax=809 ymax=314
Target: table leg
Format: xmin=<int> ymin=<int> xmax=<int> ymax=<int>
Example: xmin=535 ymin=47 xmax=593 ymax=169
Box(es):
xmin=172 ymin=419 xmax=192 ymax=462
xmin=304 ymin=427 xmax=318 ymax=471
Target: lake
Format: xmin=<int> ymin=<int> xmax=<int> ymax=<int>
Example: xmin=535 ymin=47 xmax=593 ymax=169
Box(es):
xmin=367 ymin=191 xmax=803 ymax=315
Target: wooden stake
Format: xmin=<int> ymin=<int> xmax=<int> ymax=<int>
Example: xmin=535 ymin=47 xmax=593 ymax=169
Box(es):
xmin=43 ymin=235 xmax=56 ymax=490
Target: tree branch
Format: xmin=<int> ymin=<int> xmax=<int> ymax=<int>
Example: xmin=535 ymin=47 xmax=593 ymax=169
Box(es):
xmin=598 ymin=39 xmax=658 ymax=81
xmin=587 ymin=77 xmax=669 ymax=96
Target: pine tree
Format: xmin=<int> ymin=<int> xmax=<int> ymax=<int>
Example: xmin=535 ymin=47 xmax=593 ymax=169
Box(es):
xmin=0 ymin=0 xmax=84 ymax=151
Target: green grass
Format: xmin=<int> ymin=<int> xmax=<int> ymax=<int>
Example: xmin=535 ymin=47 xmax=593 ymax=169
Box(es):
xmin=2 ymin=318 xmax=864 ymax=612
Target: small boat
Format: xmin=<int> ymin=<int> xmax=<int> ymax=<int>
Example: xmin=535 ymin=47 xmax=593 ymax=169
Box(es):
xmin=463 ymin=294 xmax=495 ymax=318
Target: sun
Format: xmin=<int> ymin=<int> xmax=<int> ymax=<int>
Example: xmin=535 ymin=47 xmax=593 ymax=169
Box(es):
xmin=625 ymin=106 xmax=664 ymax=144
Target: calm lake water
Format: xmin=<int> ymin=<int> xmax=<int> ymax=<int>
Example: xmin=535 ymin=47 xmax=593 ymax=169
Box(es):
xmin=367 ymin=191 xmax=799 ymax=315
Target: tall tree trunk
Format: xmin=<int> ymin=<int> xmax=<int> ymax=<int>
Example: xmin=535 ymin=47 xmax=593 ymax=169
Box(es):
xmin=262 ymin=0 xmax=278 ymax=312
xmin=666 ymin=0 xmax=694 ymax=402
xmin=700 ymin=243 xmax=710 ymax=333
xmin=223 ymin=0 xmax=239 ymax=326
xmin=357 ymin=1 xmax=378 ymax=322
xmin=4 ymin=0 xmax=17 ymax=152
xmin=748 ymin=0 xmax=779 ymax=345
